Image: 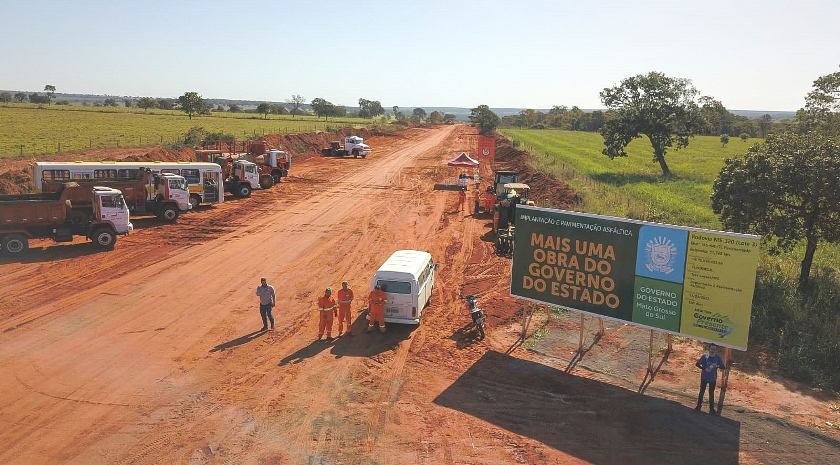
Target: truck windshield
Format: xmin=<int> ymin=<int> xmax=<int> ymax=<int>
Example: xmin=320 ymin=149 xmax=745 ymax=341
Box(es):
xmin=169 ymin=179 xmax=187 ymax=191
xmin=100 ymin=194 xmax=121 ymax=208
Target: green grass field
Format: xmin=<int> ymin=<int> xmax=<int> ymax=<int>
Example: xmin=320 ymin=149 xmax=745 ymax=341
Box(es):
xmin=0 ymin=104 xmax=382 ymax=158
xmin=499 ymin=129 xmax=840 ymax=274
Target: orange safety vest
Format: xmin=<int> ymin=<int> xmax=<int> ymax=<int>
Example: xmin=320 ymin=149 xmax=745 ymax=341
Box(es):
xmin=369 ymin=289 xmax=387 ymax=310
xmin=337 ymin=288 xmax=354 ymax=310
xmin=317 ymin=295 xmax=337 ymax=312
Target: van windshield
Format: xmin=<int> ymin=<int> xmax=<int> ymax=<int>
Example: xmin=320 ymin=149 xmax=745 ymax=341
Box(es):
xmin=377 ymin=280 xmax=411 ymax=294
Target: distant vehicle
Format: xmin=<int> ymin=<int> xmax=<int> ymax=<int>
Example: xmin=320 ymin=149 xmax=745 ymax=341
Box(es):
xmin=0 ymin=184 xmax=133 ymax=257
xmin=322 ymin=136 xmax=371 ymax=158
xmin=369 ymin=250 xmax=438 ymax=324
xmin=32 ymin=161 xmax=223 ymax=210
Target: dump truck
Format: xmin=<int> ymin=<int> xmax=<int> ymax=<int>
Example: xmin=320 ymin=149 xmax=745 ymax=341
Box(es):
xmin=197 ymin=150 xmax=276 ymax=190
xmin=244 ymin=142 xmax=291 ymax=184
xmin=222 ymin=160 xmax=262 ymax=198
xmin=321 ymin=136 xmax=371 ymax=158
xmin=0 ymin=184 xmax=133 ymax=257
xmin=41 ymin=168 xmax=191 ymax=223
xmin=197 ymin=144 xmax=290 ymax=187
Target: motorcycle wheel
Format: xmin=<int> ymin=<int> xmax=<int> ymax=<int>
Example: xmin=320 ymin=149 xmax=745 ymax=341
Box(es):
xmin=477 ymin=323 xmax=486 ymax=340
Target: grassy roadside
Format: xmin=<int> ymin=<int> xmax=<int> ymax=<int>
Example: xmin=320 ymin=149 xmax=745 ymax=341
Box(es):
xmin=501 ymin=128 xmax=840 ymax=394
xmin=0 ymin=104 xmax=385 ymax=159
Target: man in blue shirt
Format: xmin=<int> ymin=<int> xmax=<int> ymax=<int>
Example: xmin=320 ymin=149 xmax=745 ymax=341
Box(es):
xmin=695 ymin=343 xmax=726 ymax=415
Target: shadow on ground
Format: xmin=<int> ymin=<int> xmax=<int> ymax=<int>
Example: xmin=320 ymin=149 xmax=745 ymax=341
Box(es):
xmin=434 ymin=350 xmax=741 ymax=465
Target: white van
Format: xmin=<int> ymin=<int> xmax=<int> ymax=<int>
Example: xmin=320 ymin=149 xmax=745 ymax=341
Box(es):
xmin=370 ymin=250 xmax=438 ymax=324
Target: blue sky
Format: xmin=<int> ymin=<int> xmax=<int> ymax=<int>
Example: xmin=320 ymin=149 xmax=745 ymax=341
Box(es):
xmin=2 ymin=0 xmax=838 ymax=111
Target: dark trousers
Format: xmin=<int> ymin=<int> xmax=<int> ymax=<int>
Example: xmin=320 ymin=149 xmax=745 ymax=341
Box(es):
xmin=697 ymin=380 xmax=716 ymax=409
xmin=260 ymin=304 xmax=274 ymax=329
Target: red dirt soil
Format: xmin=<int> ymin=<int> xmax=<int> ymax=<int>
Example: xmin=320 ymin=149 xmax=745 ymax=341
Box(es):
xmin=0 ymin=125 xmax=837 ymax=464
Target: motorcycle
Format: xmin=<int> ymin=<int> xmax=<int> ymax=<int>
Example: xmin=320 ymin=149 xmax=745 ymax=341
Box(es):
xmin=462 ymin=294 xmax=486 ymax=340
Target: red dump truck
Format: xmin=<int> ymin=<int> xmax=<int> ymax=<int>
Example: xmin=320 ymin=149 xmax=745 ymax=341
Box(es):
xmin=41 ymin=168 xmax=191 ymax=223
xmin=0 ymin=184 xmax=133 ymax=257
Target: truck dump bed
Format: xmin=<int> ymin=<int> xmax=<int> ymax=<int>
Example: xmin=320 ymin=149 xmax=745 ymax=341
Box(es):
xmin=0 ymin=188 xmax=70 ymax=228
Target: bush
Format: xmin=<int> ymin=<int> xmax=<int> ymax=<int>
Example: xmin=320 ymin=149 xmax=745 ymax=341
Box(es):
xmin=751 ymin=260 xmax=840 ymax=393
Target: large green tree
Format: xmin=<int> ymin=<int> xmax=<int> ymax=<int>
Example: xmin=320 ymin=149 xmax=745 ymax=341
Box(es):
xmin=469 ymin=104 xmax=500 ymax=135
xmin=600 ymin=72 xmax=709 ymax=177
xmin=311 ymin=98 xmax=338 ymax=121
xmin=796 ymin=66 xmax=840 ymax=136
xmin=177 ymin=92 xmax=205 ymax=119
xmin=137 ymin=97 xmax=158 ymax=112
xmin=358 ymin=98 xmax=384 ymax=118
xmin=711 ymin=132 xmax=840 ymax=288
xmin=257 ymin=102 xmax=271 ymax=119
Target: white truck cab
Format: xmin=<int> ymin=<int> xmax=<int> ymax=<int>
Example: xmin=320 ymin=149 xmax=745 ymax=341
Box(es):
xmin=155 ymin=173 xmax=192 ymax=211
xmin=92 ymin=186 xmax=133 ymax=234
xmin=345 ymin=136 xmax=371 ymax=158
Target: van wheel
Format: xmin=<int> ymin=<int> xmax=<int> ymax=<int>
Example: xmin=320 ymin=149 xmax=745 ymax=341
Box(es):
xmin=2 ymin=234 xmax=29 ymax=256
xmin=92 ymin=228 xmax=116 ymax=249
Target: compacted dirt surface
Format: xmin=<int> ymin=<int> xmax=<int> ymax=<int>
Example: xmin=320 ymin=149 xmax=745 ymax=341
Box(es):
xmin=1 ymin=125 xmax=838 ymax=465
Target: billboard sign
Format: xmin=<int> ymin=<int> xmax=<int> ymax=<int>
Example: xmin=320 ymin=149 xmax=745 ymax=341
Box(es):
xmin=510 ymin=205 xmax=760 ymax=350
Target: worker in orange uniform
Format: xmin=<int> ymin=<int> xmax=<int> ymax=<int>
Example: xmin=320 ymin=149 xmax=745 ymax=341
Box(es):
xmin=336 ymin=281 xmax=355 ymax=337
xmin=458 ymin=187 xmax=466 ymax=212
xmin=317 ymin=287 xmax=338 ymax=342
xmin=367 ymin=284 xmax=387 ymax=333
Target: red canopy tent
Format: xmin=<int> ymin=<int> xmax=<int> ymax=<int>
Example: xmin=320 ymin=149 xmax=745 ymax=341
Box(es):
xmin=447 ymin=152 xmax=479 ymax=167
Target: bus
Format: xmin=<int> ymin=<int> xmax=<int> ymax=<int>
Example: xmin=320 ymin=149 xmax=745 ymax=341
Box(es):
xmin=32 ymin=161 xmax=224 ymax=208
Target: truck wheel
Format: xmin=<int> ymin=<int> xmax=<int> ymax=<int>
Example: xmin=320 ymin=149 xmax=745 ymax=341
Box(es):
xmin=2 ymin=234 xmax=29 ymax=256
xmin=271 ymin=172 xmax=281 ymax=184
xmin=259 ymin=175 xmax=274 ymax=189
xmin=352 ymin=149 xmax=359 ymax=158
xmin=189 ymin=195 xmax=201 ymax=210
xmin=237 ymin=184 xmax=252 ymax=198
xmin=159 ymin=205 xmax=179 ymax=222
xmin=92 ymin=228 xmax=116 ymax=249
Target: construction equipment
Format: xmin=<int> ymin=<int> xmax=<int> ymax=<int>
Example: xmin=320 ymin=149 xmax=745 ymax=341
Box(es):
xmin=222 ymin=159 xmax=263 ymax=198
xmin=0 ymin=184 xmax=133 ymax=256
xmin=493 ymin=182 xmax=531 ymax=257
xmin=41 ymin=168 xmax=191 ymax=223
xmin=196 ymin=148 xmax=283 ymax=189
xmin=321 ymin=136 xmax=371 ymax=158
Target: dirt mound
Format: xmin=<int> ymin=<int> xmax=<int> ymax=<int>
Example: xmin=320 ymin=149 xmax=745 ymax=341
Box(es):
xmin=494 ymin=136 xmax=580 ymax=209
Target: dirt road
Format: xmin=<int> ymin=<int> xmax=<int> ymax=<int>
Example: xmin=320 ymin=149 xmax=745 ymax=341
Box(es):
xmin=0 ymin=125 xmax=838 ymax=464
